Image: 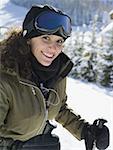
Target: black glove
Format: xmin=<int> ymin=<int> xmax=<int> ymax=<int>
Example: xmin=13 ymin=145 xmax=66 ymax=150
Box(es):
xmin=82 ymin=119 xmax=109 ymax=150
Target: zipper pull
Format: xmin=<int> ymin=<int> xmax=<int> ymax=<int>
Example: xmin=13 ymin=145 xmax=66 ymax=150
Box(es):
xmin=31 ymin=87 xmax=36 ymax=95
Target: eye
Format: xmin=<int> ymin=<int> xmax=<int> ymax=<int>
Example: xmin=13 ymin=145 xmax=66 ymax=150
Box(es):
xmin=42 ymin=35 xmax=50 ymax=42
xmin=57 ymin=39 xmax=64 ymax=46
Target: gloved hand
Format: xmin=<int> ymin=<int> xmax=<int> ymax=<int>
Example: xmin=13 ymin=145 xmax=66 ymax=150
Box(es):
xmin=81 ymin=119 xmax=109 ymax=150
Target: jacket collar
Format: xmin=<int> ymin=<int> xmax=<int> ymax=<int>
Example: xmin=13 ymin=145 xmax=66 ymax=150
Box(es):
xmin=1 ymin=52 xmax=73 ymax=86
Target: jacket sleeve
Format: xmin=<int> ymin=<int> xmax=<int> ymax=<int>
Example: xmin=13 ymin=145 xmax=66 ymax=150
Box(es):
xmin=0 ymin=80 xmax=10 ymax=127
xmin=55 ymin=78 xmax=87 ymax=140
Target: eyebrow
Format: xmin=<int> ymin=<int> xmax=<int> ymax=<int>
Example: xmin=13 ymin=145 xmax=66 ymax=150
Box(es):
xmin=56 ymin=37 xmax=64 ymax=41
xmin=41 ymin=34 xmax=64 ymax=41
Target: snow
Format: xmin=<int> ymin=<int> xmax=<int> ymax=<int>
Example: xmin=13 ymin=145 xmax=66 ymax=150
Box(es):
xmin=0 ymin=0 xmax=27 ymax=27
xmin=55 ymin=78 xmax=113 ymax=150
xmin=0 ymin=0 xmax=113 ymax=149
xmin=101 ymin=22 xmax=113 ymax=34
xmin=97 ymin=22 xmax=113 ymax=46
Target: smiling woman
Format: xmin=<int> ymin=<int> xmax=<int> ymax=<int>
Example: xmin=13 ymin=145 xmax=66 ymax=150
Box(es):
xmin=29 ymin=35 xmax=64 ymax=66
xmin=0 ymin=4 xmax=109 ymax=150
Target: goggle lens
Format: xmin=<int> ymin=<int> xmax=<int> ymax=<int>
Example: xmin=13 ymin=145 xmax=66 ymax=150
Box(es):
xmin=35 ymin=11 xmax=71 ymax=37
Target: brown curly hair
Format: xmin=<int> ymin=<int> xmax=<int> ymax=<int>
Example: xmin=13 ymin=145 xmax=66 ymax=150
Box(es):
xmin=0 ymin=29 xmax=32 ymax=78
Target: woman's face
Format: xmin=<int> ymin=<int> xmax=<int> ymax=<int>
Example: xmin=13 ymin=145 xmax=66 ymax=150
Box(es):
xmin=30 ymin=34 xmax=64 ymax=66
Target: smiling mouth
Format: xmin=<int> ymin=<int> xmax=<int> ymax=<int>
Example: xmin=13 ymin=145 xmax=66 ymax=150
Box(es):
xmin=42 ymin=51 xmax=54 ymax=59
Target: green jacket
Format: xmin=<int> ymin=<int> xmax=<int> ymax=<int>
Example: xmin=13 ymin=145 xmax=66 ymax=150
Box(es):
xmin=0 ymin=33 xmax=86 ymax=142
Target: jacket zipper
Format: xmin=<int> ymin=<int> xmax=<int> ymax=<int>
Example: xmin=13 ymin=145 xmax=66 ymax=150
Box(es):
xmin=19 ymin=80 xmax=48 ymax=135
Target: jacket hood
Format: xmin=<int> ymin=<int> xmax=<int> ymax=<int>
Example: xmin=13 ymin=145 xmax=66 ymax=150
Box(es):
xmin=0 ymin=30 xmax=73 ymax=83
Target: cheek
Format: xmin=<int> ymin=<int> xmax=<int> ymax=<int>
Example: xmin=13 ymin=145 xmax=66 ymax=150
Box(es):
xmin=31 ymin=39 xmax=42 ymax=50
xmin=31 ymin=43 xmax=42 ymax=54
xmin=31 ymin=46 xmax=40 ymax=60
xmin=56 ymin=48 xmax=62 ymax=56
xmin=31 ymin=47 xmax=37 ymax=56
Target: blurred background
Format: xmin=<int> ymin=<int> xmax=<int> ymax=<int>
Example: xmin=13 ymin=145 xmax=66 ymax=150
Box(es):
xmin=10 ymin=0 xmax=113 ymax=27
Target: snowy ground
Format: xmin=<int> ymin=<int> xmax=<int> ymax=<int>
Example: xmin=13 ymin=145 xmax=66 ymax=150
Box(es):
xmin=55 ymin=78 xmax=113 ymax=150
xmin=0 ymin=0 xmax=113 ymax=149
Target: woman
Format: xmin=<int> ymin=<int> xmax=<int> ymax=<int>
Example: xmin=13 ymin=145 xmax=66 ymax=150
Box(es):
xmin=0 ymin=5 xmax=109 ymax=150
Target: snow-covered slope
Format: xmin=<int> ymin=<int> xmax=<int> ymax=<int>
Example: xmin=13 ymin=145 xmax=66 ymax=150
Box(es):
xmin=0 ymin=1 xmax=113 ymax=149
xmin=55 ymin=78 xmax=113 ymax=150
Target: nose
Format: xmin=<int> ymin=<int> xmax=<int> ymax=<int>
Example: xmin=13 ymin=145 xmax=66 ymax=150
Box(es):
xmin=48 ymin=42 xmax=58 ymax=52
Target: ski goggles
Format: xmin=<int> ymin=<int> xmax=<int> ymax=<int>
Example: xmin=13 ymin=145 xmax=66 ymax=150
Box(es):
xmin=25 ymin=10 xmax=72 ymax=38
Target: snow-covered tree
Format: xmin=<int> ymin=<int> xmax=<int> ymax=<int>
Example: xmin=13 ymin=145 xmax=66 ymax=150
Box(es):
xmin=96 ymin=29 xmax=113 ymax=88
xmin=66 ymin=28 xmax=98 ymax=82
xmin=10 ymin=0 xmax=113 ymax=26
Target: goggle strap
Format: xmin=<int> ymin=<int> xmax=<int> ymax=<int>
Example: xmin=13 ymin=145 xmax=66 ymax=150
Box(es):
xmin=24 ymin=19 xmax=34 ymax=36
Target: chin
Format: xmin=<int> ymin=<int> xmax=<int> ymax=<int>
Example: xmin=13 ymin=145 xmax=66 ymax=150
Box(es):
xmin=44 ymin=63 xmax=52 ymax=67
xmin=41 ymin=62 xmax=52 ymax=67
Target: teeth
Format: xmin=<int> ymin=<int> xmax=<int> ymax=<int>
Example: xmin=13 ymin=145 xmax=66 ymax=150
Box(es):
xmin=42 ymin=52 xmax=53 ymax=58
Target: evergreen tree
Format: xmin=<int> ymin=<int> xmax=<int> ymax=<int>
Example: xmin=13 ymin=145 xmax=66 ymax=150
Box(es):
xmin=96 ymin=29 xmax=113 ymax=88
xmin=69 ymin=28 xmax=97 ymax=82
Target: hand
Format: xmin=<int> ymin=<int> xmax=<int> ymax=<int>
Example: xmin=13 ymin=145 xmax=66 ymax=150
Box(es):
xmin=93 ymin=119 xmax=109 ymax=149
xmin=82 ymin=119 xmax=109 ymax=150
